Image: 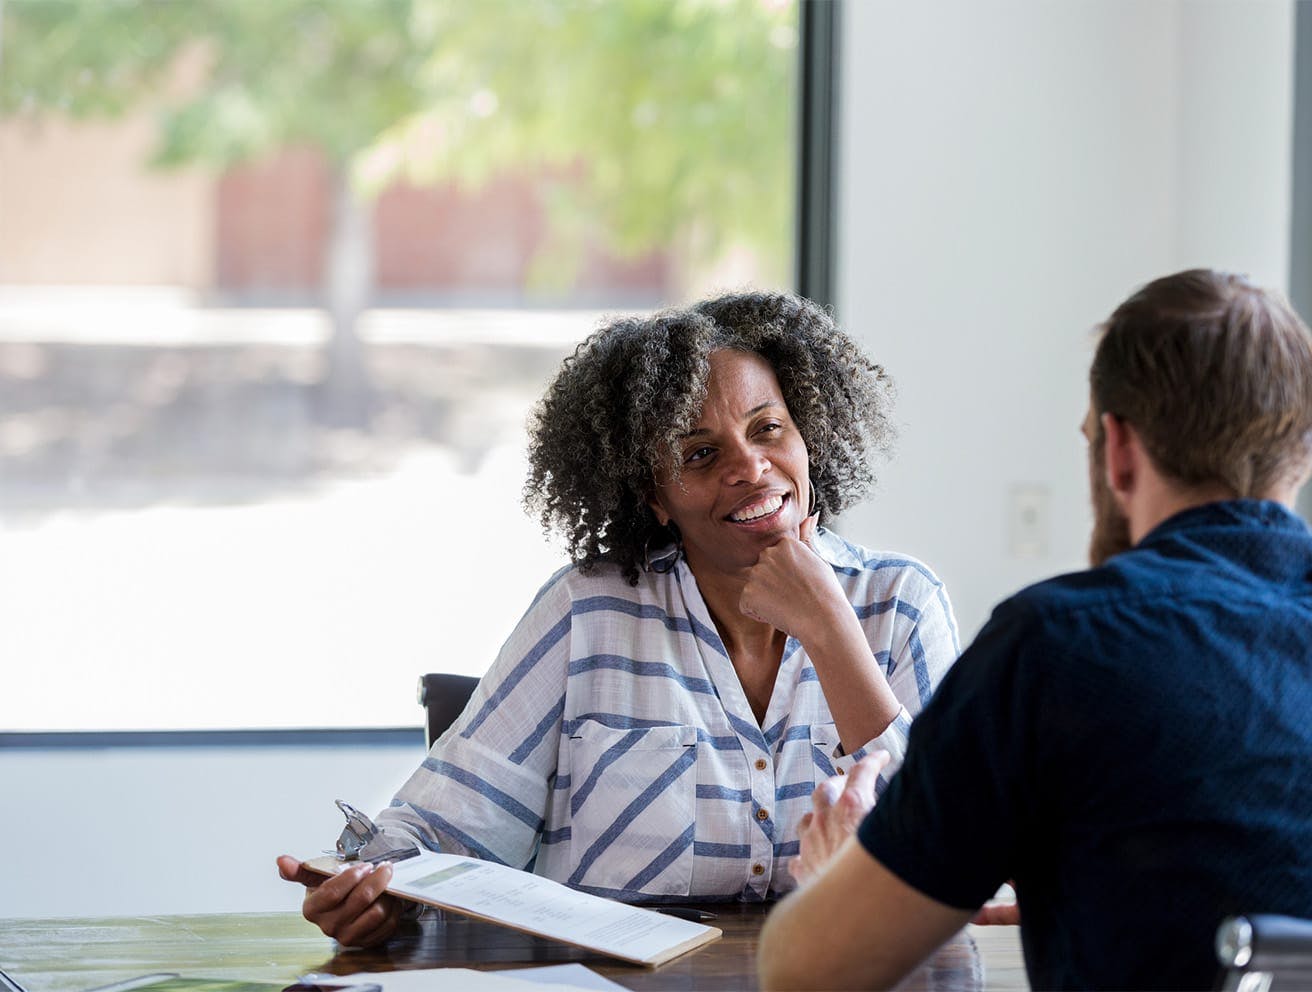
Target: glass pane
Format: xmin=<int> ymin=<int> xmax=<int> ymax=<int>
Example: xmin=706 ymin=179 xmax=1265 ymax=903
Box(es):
xmin=0 ymin=0 xmax=799 ymax=731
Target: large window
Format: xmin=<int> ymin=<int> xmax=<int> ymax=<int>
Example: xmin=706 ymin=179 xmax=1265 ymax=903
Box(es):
xmin=0 ymin=0 xmax=802 ymax=732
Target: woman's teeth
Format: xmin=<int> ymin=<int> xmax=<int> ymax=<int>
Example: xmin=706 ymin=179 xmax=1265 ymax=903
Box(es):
xmin=730 ymin=494 xmax=784 ymax=522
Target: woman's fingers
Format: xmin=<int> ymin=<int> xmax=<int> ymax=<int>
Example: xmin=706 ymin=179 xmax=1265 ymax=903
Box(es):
xmin=304 ymin=863 xmax=396 ymax=938
xmin=334 ymin=890 xmax=403 ymax=948
xmin=799 ymin=510 xmax=820 ymax=548
xmin=276 ymin=854 xmax=322 ymax=889
xmin=303 ymin=863 xmax=372 ymax=917
xmin=279 ymin=855 xmax=402 ymax=947
xmin=740 ymin=535 xmax=838 ymax=638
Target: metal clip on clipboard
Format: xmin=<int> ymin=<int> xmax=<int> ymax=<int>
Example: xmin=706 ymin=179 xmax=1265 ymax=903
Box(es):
xmin=332 ymin=799 xmax=420 ymax=864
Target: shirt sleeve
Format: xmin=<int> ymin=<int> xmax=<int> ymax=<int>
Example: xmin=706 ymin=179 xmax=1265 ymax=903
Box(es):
xmin=376 ymin=572 xmax=573 ymax=868
xmin=841 ymin=568 xmax=961 ymax=776
xmin=857 ymin=601 xmax=1040 ymax=910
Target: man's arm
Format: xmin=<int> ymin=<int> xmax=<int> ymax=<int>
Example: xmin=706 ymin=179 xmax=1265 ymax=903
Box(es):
xmin=758 ymin=837 xmax=972 ymax=991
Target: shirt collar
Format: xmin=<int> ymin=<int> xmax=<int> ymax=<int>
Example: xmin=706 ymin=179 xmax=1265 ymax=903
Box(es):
xmin=1141 ymin=498 xmax=1309 ymax=546
xmin=811 ymin=525 xmax=860 ymax=569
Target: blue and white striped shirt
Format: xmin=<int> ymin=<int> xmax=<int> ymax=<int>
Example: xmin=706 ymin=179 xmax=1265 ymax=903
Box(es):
xmin=378 ymin=527 xmax=959 ymax=902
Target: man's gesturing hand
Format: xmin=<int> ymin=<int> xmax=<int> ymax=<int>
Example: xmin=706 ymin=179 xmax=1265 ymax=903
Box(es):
xmin=792 ymin=750 xmax=890 ymax=888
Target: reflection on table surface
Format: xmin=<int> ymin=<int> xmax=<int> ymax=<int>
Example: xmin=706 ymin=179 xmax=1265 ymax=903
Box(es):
xmin=0 ymin=906 xmax=1027 ymax=992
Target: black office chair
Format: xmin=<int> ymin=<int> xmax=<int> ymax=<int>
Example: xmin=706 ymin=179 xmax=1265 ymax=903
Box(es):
xmin=417 ymin=672 xmax=480 ymax=749
xmin=1216 ymin=914 xmax=1312 ymax=991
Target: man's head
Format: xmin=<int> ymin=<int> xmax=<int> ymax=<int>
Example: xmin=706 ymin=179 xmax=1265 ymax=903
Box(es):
xmin=1086 ymin=269 xmax=1312 ymax=565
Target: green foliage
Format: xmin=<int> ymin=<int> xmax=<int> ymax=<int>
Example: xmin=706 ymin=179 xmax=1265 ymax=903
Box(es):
xmin=399 ymin=0 xmax=798 ymax=280
xmin=0 ymin=0 xmax=199 ymax=118
xmin=1 ymin=0 xmax=797 ymax=287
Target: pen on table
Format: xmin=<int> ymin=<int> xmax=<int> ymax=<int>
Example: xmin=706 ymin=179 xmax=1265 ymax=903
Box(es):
xmin=0 ymin=968 xmax=29 ymax=992
xmin=656 ymin=907 xmax=717 ymax=922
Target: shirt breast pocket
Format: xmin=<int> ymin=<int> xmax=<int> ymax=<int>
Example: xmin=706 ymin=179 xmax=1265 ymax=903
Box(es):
xmin=566 ymin=721 xmax=698 ymax=897
xmin=809 ymin=721 xmax=842 ymax=784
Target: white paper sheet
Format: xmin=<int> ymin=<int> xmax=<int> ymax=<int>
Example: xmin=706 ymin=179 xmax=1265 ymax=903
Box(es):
xmin=303 ymin=966 xmax=628 ymax=992
xmin=383 ymin=852 xmax=712 ymax=964
xmin=303 ymin=849 xmax=717 ymax=966
xmin=301 ymin=970 xmax=597 ymax=992
xmin=500 ymin=964 xmax=630 ymax=991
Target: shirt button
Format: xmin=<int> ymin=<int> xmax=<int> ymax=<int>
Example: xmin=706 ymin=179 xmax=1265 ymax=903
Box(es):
xmin=837 ymin=767 xmax=846 ymax=776
xmin=754 ymin=758 xmax=768 ymax=771
xmin=756 ymin=808 xmax=770 ymax=821
xmin=751 ymin=863 xmax=765 ymax=876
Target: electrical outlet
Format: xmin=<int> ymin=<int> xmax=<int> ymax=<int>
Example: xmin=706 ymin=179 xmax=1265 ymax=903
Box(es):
xmin=1007 ymin=483 xmax=1049 ymax=558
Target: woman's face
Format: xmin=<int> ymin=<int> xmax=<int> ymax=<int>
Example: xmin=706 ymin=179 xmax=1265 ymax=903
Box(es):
xmin=649 ymin=349 xmax=811 ymax=580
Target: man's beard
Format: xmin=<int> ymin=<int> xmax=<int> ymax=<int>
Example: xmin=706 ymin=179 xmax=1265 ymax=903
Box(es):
xmin=1088 ymin=443 xmax=1132 ymax=567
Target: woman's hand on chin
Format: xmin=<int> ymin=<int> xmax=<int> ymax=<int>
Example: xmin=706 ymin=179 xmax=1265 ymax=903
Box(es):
xmin=739 ymin=513 xmax=846 ymax=640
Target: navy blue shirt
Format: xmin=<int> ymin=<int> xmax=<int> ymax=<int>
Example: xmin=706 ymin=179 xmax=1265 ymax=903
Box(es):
xmin=860 ymin=500 xmax=1312 ymax=990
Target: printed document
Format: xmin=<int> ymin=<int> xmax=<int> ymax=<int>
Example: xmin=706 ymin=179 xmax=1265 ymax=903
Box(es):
xmin=303 ymin=852 xmax=718 ymax=967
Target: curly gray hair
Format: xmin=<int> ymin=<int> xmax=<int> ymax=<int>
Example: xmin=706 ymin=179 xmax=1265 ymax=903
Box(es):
xmin=524 ymin=291 xmax=896 ymax=584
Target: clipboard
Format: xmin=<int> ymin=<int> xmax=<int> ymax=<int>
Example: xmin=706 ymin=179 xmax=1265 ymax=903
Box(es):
xmin=301 ymin=851 xmax=721 ymax=968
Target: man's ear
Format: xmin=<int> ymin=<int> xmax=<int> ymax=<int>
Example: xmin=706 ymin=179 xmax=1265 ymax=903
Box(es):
xmin=1100 ymin=412 xmax=1139 ymax=500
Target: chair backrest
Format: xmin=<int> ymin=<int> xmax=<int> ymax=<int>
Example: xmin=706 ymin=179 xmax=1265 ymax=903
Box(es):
xmin=1216 ymin=915 xmax=1312 ymax=992
xmin=416 ymin=673 xmax=480 ymax=750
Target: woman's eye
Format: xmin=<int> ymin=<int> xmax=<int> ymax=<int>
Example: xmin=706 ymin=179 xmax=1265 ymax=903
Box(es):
xmin=757 ymin=422 xmax=782 ymax=436
xmin=685 ymin=446 xmax=714 ymax=464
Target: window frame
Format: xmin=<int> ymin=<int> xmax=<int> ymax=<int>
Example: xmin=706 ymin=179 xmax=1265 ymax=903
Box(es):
xmin=796 ymin=0 xmax=840 ymax=311
xmin=1294 ymin=1 xmax=1312 ymax=524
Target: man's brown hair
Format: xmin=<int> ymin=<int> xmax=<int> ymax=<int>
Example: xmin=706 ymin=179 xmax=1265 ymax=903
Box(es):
xmin=1090 ymin=268 xmax=1312 ymax=497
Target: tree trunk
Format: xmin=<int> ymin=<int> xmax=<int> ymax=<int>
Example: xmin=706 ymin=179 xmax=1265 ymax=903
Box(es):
xmin=318 ymin=164 xmax=374 ymax=427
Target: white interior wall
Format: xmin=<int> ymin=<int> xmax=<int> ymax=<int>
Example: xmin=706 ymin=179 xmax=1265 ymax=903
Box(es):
xmin=836 ymin=0 xmax=1294 ymax=640
xmin=1 ymin=742 xmax=421 ymax=918
xmin=1 ymin=0 xmax=1297 ymax=920
xmin=1174 ymin=0 xmax=1294 ymax=285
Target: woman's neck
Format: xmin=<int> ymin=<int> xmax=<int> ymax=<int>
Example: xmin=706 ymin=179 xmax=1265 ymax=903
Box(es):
xmin=692 ymin=565 xmax=786 ymax=661
xmin=687 ymin=561 xmax=786 ymax=725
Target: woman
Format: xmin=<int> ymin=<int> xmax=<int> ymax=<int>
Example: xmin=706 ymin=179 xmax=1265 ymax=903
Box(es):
xmin=278 ymin=291 xmax=959 ymax=946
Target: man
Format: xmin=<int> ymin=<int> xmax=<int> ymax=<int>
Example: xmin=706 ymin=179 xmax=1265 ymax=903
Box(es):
xmin=758 ymin=269 xmax=1312 ymax=990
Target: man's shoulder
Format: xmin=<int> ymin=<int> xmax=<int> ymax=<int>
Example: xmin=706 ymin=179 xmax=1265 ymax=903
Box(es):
xmin=974 ymin=542 xmax=1261 ymax=671
xmin=994 ymin=541 xmax=1205 ymax=621
xmin=962 ymin=563 xmax=1148 ymax=670
xmin=998 ymin=564 xmax=1124 ymax=617
xmin=997 ymin=511 xmax=1310 ymax=624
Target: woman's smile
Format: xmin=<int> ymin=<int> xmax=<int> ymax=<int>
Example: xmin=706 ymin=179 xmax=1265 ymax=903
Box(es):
xmin=726 ymin=491 xmax=789 ymax=525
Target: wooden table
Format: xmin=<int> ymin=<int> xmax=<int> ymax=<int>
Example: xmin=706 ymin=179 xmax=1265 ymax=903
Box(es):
xmin=0 ymin=908 xmax=1026 ymax=991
